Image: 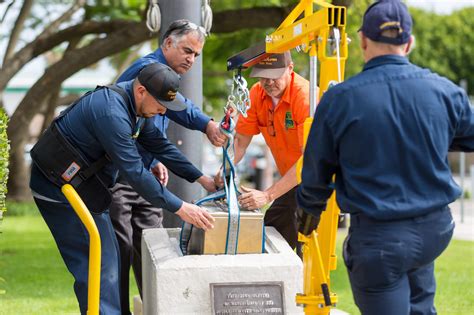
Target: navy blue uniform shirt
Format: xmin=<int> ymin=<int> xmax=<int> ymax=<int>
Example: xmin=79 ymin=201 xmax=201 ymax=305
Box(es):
xmin=118 ymin=48 xmax=211 ymax=169
xmin=30 ymin=81 xmax=203 ymax=212
xmin=297 ymin=55 xmax=474 ymax=220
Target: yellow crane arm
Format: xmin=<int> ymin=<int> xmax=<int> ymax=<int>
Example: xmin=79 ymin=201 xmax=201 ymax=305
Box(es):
xmin=266 ymin=1 xmax=348 ymax=314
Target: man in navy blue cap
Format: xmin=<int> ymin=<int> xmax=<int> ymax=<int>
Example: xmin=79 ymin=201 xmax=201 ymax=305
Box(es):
xmin=296 ymin=1 xmax=474 ymax=314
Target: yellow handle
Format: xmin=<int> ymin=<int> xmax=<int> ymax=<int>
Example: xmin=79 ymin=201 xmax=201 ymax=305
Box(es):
xmin=61 ymin=184 xmax=101 ymax=315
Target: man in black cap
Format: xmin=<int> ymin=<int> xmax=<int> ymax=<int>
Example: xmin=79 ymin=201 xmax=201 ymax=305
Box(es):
xmin=296 ymin=1 xmax=474 ymax=314
xmin=29 ymin=63 xmax=216 ymax=315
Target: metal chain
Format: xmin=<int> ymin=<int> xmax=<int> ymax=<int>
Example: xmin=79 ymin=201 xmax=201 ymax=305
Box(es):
xmin=225 ymin=72 xmax=250 ymax=118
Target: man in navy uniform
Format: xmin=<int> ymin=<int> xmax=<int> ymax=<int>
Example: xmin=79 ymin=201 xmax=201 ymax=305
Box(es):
xmin=30 ymin=63 xmax=216 ymax=314
xmin=296 ymin=1 xmax=474 ymax=314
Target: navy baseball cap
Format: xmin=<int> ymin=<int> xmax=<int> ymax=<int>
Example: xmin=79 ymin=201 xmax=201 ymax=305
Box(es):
xmin=137 ymin=63 xmax=186 ymax=111
xmin=360 ymin=0 xmax=412 ymax=45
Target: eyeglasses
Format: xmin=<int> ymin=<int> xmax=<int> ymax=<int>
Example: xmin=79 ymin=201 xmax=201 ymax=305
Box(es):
xmin=268 ymin=109 xmax=276 ymax=137
xmin=162 ymin=20 xmax=207 ymax=40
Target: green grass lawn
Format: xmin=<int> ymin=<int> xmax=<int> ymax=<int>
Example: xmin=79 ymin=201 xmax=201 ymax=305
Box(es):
xmin=0 ymin=214 xmax=139 ymax=314
xmin=1 ymin=213 xmax=473 ymax=314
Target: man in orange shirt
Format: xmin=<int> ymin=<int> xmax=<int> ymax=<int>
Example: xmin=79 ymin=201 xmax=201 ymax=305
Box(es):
xmin=219 ymin=51 xmax=312 ymax=254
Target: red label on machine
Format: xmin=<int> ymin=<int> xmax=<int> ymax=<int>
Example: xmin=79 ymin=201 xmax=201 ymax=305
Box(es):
xmin=62 ymin=162 xmax=81 ymax=182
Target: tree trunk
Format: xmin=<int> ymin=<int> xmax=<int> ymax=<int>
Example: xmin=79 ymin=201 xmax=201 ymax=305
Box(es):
xmin=0 ymin=20 xmax=133 ymax=93
xmin=0 ymin=6 xmax=292 ymax=92
xmin=2 ymin=0 xmax=33 ymax=64
xmin=3 ymin=4 xmax=315 ymax=200
xmin=7 ymin=139 xmax=31 ymax=201
xmin=112 ymin=42 xmax=146 ymax=83
xmin=332 ymin=0 xmax=353 ymax=7
xmin=212 ymin=5 xmax=294 ymax=33
xmin=40 ymin=86 xmax=61 ymax=136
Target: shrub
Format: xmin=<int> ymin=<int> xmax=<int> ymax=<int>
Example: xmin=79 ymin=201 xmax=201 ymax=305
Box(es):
xmin=0 ymin=108 xmax=8 ymax=295
xmin=0 ymin=108 xmax=9 ymax=215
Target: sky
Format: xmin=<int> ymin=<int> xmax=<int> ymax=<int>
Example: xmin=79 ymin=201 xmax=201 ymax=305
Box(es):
xmin=406 ymin=0 xmax=473 ymax=14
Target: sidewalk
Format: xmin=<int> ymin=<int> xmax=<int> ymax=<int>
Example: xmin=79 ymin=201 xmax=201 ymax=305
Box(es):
xmin=336 ymin=199 xmax=473 ymax=242
xmin=449 ymin=198 xmax=474 ymax=241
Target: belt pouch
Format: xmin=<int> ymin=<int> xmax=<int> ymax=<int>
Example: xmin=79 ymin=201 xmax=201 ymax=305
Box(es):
xmin=30 ymin=123 xmax=111 ymax=213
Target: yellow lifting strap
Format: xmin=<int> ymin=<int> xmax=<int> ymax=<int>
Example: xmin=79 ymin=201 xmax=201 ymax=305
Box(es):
xmin=265 ymin=1 xmax=348 ymax=314
xmin=62 ymin=184 xmax=101 ymax=315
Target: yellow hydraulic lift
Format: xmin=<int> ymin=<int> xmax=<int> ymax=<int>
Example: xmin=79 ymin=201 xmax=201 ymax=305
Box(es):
xmin=228 ymin=1 xmax=348 ymax=314
xmin=62 ymin=184 xmax=101 ymax=315
xmin=270 ymin=2 xmax=348 ymax=314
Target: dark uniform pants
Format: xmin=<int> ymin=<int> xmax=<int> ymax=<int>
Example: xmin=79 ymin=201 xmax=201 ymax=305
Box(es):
xmin=344 ymin=207 xmax=454 ymax=315
xmin=34 ymin=198 xmax=121 ymax=315
xmin=109 ymin=181 xmax=163 ymax=315
xmin=264 ymin=187 xmax=300 ymax=254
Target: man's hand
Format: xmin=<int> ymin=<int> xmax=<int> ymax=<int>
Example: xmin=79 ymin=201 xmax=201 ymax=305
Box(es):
xmin=176 ymin=202 xmax=215 ymax=230
xmin=238 ymin=186 xmax=272 ymax=210
xmin=151 ymin=162 xmax=169 ymax=186
xmin=206 ymin=120 xmax=227 ymax=147
xmin=297 ymin=208 xmax=321 ymax=236
xmin=214 ymin=166 xmax=224 ymax=189
xmin=197 ymin=175 xmax=217 ymax=192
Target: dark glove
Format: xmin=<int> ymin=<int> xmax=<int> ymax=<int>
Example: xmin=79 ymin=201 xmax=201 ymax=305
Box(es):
xmin=297 ymin=208 xmax=321 ymax=236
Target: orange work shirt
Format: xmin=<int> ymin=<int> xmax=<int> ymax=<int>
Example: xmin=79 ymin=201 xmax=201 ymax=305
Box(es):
xmin=236 ymin=72 xmax=310 ymax=176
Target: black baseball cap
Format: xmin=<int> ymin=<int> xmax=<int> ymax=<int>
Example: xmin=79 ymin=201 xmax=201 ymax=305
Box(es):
xmin=137 ymin=63 xmax=186 ymax=111
xmin=360 ymin=0 xmax=412 ymax=45
xmin=249 ymin=51 xmax=292 ymax=79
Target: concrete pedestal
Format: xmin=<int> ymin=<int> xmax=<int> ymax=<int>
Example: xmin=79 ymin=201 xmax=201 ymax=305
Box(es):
xmin=142 ymin=227 xmax=303 ymax=314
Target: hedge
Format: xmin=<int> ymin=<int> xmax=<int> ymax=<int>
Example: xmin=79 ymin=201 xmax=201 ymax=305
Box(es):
xmin=0 ymin=108 xmax=9 ymax=216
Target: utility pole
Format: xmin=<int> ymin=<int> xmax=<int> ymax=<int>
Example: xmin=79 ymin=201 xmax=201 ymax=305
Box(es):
xmin=160 ymin=0 xmax=204 ymax=228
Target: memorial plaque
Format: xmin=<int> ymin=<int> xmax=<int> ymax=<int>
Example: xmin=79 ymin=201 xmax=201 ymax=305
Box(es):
xmin=210 ymin=282 xmax=285 ymax=314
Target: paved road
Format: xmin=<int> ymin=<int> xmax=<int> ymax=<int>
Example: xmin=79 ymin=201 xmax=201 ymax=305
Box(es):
xmin=449 ymin=198 xmax=473 ymax=241
xmin=450 ymin=176 xmax=474 ymax=241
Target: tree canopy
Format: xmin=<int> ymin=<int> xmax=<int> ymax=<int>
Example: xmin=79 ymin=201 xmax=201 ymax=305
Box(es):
xmin=1 ymin=0 xmax=473 ymax=200
xmin=410 ymin=7 xmax=474 ymax=92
